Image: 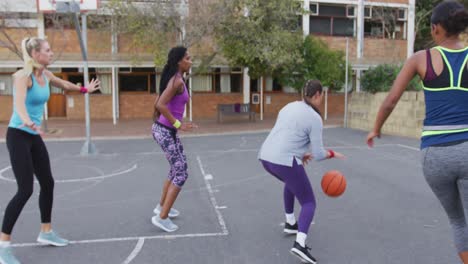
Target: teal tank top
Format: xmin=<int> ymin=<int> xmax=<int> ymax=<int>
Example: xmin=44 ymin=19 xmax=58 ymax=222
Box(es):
xmin=8 ymin=74 xmax=50 ymax=135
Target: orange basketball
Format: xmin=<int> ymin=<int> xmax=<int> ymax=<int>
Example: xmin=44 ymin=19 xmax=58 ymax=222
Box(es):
xmin=321 ymin=170 xmax=346 ymax=197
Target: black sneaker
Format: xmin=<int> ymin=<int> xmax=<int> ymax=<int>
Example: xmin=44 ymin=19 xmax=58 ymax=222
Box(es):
xmin=290 ymin=241 xmax=317 ymax=264
xmin=283 ymin=222 xmax=298 ymax=234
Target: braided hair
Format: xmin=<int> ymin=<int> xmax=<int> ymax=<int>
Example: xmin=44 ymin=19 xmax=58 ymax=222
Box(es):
xmin=159 ymin=46 xmax=187 ymax=94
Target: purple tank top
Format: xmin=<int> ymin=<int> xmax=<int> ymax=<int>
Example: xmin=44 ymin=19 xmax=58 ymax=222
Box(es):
xmin=424 ymin=49 xmax=438 ymax=81
xmin=158 ymin=75 xmax=189 ymax=128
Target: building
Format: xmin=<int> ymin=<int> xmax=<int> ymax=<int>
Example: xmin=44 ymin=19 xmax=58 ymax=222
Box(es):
xmin=0 ymin=0 xmax=415 ymax=122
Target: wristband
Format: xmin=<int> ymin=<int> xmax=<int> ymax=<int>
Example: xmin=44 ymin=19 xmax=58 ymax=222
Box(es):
xmin=173 ymin=120 xmax=181 ymax=129
xmin=80 ymin=86 xmax=88 ymax=94
xmin=328 ymin=150 xmax=335 ymax=159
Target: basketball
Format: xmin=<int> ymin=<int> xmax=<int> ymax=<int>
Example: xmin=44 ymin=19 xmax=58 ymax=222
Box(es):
xmin=321 ymin=170 xmax=346 ymax=197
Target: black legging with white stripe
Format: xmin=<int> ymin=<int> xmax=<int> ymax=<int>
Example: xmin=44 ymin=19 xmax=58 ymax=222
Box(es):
xmin=1 ymin=128 xmax=54 ymax=235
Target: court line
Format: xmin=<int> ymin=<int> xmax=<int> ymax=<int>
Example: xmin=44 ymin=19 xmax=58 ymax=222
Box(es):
xmin=121 ymin=238 xmax=145 ymax=264
xmin=196 ymin=155 xmax=229 ymax=235
xmin=11 ymin=232 xmax=228 ymax=248
xmin=396 ymin=144 xmax=420 ymax=151
xmin=0 ymin=164 xmax=138 ymax=183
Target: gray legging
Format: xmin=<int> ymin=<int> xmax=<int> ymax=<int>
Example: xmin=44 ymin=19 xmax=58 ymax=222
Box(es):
xmin=422 ymin=141 xmax=468 ymax=253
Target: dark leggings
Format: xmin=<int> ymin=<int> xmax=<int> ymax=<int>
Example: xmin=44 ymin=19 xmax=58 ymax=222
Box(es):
xmin=2 ymin=128 xmax=54 ymax=235
xmin=261 ymin=159 xmax=316 ymax=234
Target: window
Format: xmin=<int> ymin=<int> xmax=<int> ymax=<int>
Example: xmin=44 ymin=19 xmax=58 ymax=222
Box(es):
xmin=319 ymin=5 xmax=346 ymax=16
xmin=398 ymin=9 xmax=407 ymax=21
xmin=120 ymin=75 xmax=149 ymax=92
xmin=333 ymin=18 xmax=354 ymax=36
xmin=364 ymin=6 xmax=372 ymax=18
xmin=346 ymin=6 xmax=355 ymax=18
xmin=310 ymin=3 xmax=318 ymax=15
xmin=364 ymin=21 xmax=383 ymax=37
xmin=0 ymin=75 xmax=13 ymax=95
xmin=265 ymin=77 xmax=283 ymax=92
xmin=309 ymin=4 xmax=354 ymax=36
xmin=365 ymin=7 xmax=406 ymax=39
xmin=191 ymin=67 xmax=243 ymax=93
xmin=117 ymin=68 xmax=158 ymax=93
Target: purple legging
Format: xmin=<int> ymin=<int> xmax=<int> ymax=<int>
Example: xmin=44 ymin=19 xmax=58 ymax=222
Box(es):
xmin=261 ymin=159 xmax=316 ymax=234
xmin=152 ymin=122 xmax=188 ymax=187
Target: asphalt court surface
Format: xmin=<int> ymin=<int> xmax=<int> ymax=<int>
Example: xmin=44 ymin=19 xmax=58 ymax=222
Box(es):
xmin=0 ymin=128 xmax=460 ymax=263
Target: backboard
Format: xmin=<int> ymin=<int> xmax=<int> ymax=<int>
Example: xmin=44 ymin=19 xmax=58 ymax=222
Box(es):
xmin=37 ymin=0 xmax=99 ymax=13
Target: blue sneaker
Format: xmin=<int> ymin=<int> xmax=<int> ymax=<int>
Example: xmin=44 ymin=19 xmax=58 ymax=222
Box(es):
xmin=153 ymin=204 xmax=180 ymax=218
xmin=37 ymin=230 xmax=69 ymax=247
xmin=0 ymin=246 xmax=20 ymax=264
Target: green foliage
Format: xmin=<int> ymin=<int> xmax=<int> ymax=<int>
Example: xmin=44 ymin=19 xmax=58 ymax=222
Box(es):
xmin=215 ymin=0 xmax=304 ymax=79
xmin=414 ymin=0 xmax=468 ymax=51
xmin=106 ymin=0 xmax=184 ymax=66
xmin=277 ymin=36 xmax=350 ymax=92
xmin=361 ymin=64 xmax=422 ymax=93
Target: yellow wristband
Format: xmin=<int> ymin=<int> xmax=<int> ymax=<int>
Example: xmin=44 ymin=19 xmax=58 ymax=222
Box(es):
xmin=173 ymin=120 xmax=181 ymax=129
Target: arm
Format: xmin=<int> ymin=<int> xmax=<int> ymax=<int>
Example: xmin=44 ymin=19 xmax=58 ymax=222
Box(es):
xmin=367 ymin=54 xmax=419 ymax=147
xmin=308 ymin=115 xmax=329 ymax=161
xmin=44 ymin=70 xmax=100 ymax=93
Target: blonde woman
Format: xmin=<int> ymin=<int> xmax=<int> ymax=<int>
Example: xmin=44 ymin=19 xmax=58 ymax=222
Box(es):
xmin=0 ymin=37 xmax=99 ymax=264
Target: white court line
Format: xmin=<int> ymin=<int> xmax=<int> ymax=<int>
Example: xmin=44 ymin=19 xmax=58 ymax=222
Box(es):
xmin=11 ymin=232 xmax=228 ymax=248
xmin=196 ymin=155 xmax=229 ymax=235
xmin=396 ymin=144 xmax=420 ymax=151
xmin=0 ymin=164 xmax=138 ymax=183
xmin=122 ymin=238 xmax=145 ymax=264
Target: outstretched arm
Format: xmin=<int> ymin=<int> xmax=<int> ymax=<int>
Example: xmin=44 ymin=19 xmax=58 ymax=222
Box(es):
xmin=44 ymin=70 xmax=100 ymax=93
xmin=367 ymin=54 xmax=419 ymax=147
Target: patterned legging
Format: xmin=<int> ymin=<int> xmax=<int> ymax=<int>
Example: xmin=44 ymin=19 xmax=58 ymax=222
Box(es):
xmin=152 ymin=122 xmax=188 ymax=187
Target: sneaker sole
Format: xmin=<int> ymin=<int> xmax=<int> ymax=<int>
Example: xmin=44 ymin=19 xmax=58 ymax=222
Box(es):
xmin=37 ymin=238 xmax=68 ymax=247
xmin=290 ymin=248 xmax=317 ymax=264
xmin=283 ymin=228 xmax=298 ymax=234
xmin=151 ymin=217 xmax=178 ymax=233
xmin=153 ymin=209 xmax=179 ymax=218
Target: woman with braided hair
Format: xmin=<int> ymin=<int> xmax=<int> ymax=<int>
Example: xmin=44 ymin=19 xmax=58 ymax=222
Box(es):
xmin=151 ymin=46 xmax=197 ymax=232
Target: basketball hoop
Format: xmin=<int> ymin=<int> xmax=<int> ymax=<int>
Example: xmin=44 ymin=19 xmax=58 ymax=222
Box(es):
xmin=37 ymin=0 xmax=99 ymax=13
xmin=55 ymin=0 xmax=81 ymax=14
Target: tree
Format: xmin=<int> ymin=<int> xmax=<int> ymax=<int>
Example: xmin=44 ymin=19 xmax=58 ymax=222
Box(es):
xmin=0 ymin=1 xmax=78 ymax=62
xmin=277 ymin=36 xmax=349 ymax=92
xmin=106 ymin=0 xmax=221 ymax=67
xmin=414 ymin=0 xmax=468 ymax=51
xmin=215 ymin=0 xmax=303 ymax=80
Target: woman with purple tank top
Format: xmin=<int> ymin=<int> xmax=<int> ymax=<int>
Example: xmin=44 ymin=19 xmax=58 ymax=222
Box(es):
xmin=259 ymin=80 xmax=345 ymax=264
xmin=367 ymin=1 xmax=468 ymax=262
xmin=150 ymin=47 xmax=197 ymax=232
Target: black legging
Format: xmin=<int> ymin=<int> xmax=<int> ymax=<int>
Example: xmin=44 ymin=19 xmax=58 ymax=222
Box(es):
xmin=2 ymin=128 xmax=54 ymax=235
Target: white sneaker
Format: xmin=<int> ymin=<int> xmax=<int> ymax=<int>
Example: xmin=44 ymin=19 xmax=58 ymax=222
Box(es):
xmin=153 ymin=204 xmax=180 ymax=218
xmin=151 ymin=215 xmax=179 ymax=232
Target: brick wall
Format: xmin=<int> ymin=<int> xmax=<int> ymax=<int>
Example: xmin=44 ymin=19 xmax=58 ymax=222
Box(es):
xmin=263 ymin=93 xmax=301 ymax=117
xmin=348 ymin=91 xmax=425 ymax=138
xmin=66 ymin=94 xmax=113 ymax=119
xmin=364 ymin=38 xmax=407 ymax=61
xmin=191 ymin=93 xmax=244 ymax=119
xmin=317 ymin=36 xmax=407 ymax=62
xmin=190 ymin=92 xmax=348 ymax=119
xmin=119 ymin=93 xmax=157 ymax=119
xmin=46 ymin=29 xmax=111 ymax=54
xmin=0 ymin=96 xmax=12 ymax=122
